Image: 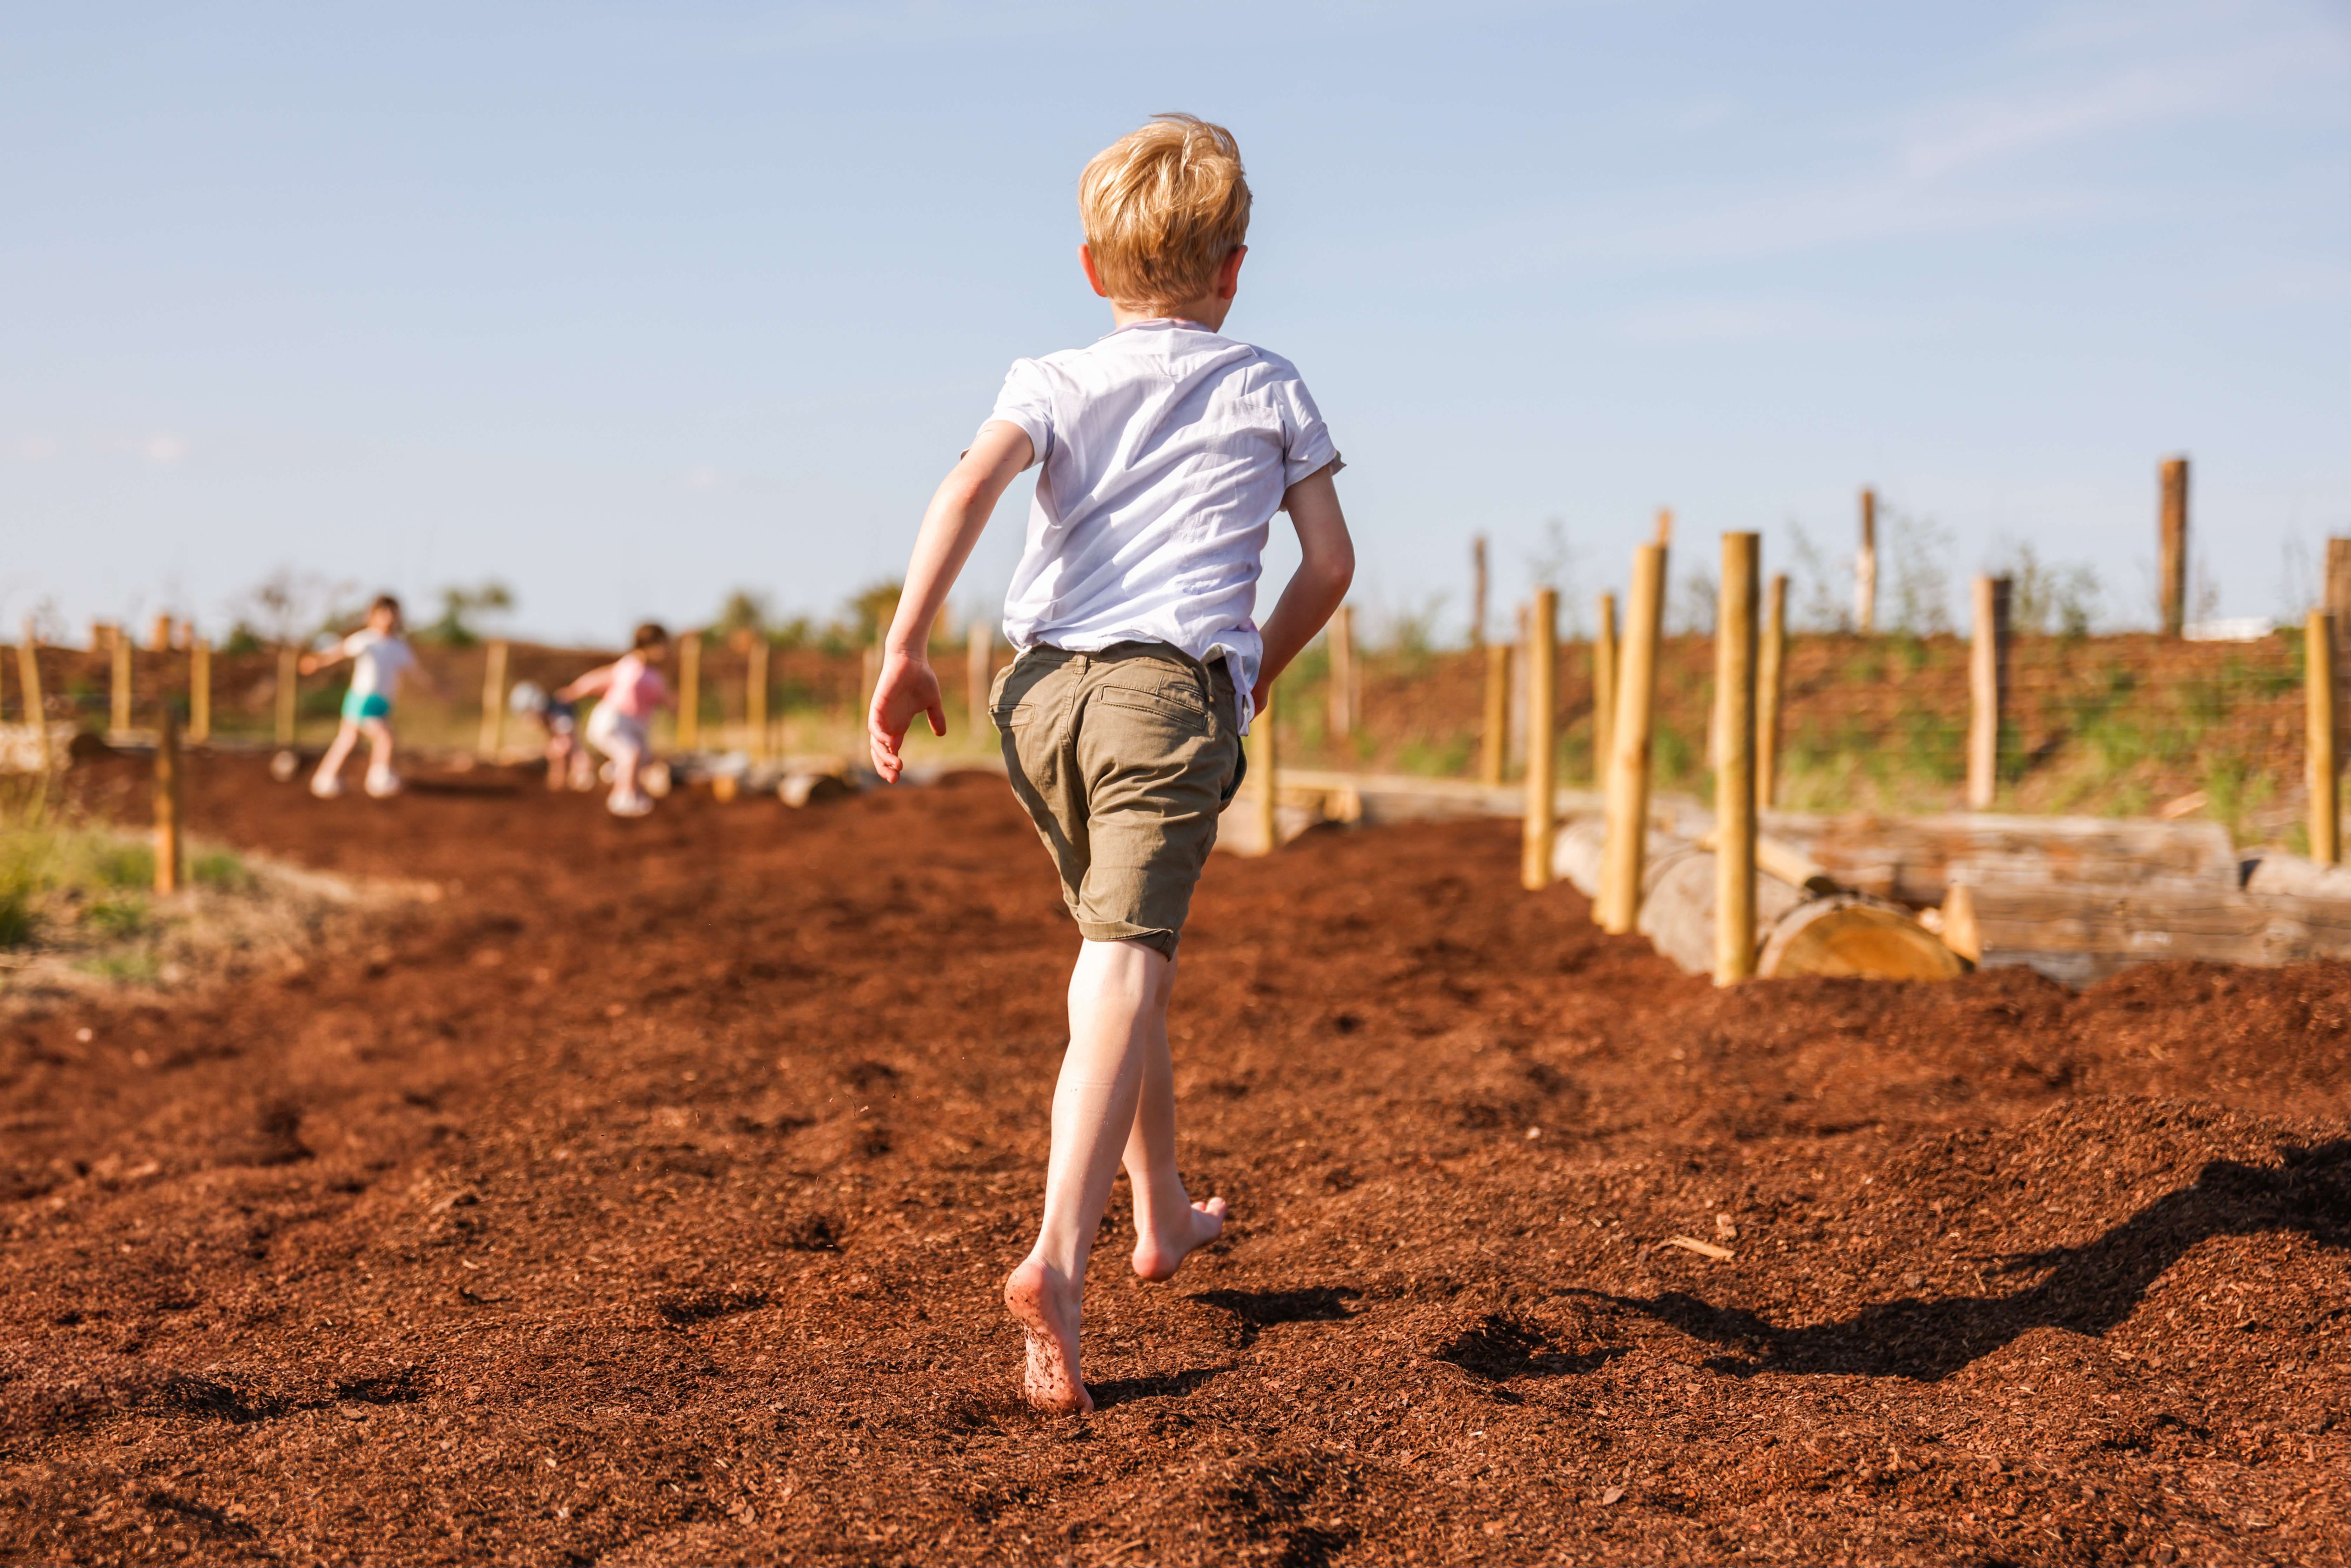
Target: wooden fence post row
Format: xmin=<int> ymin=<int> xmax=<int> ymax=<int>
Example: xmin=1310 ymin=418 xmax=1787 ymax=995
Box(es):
xmin=153 ymin=709 xmax=183 ymax=894
xmin=1598 ymin=538 xmax=1669 ymax=934
xmin=1520 ymin=588 xmax=1558 ymax=891
xmin=2310 ymin=610 xmax=2341 ymax=867
xmin=478 ymin=639 xmax=509 ymax=759
xmin=676 ymin=632 xmax=702 ymax=751
xmin=190 ymin=638 xmax=211 ymax=744
xmin=1756 ymin=572 xmax=1787 ymax=812
xmin=1967 ymin=574 xmax=2012 ymax=811
xmin=1479 ymin=640 xmax=1511 ymax=788
xmin=967 ymin=618 xmax=992 ymax=730
xmin=1328 ymin=604 xmax=1356 ymax=742
xmin=1714 ymin=534 xmax=1760 ymax=984
xmin=275 ymin=647 xmax=299 ymax=748
xmin=2160 ymin=456 xmax=2190 ymax=637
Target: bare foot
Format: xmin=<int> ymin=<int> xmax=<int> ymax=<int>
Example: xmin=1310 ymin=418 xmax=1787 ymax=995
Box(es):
xmin=1004 ymin=1257 xmax=1092 ymax=1414
xmin=1132 ymin=1196 xmax=1228 ymax=1283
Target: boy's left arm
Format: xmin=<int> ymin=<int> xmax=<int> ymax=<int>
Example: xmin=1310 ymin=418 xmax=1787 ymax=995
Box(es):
xmin=1251 ymin=464 xmax=1355 ymax=714
xmin=867 ymin=420 xmax=1034 ymax=782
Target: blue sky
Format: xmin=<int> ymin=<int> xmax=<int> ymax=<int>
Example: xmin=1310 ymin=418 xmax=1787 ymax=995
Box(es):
xmin=4 ymin=0 xmax=2345 ymax=645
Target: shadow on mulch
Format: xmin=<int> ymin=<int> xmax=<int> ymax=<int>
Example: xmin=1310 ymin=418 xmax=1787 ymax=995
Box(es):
xmin=1587 ymin=1138 xmax=2351 ymax=1379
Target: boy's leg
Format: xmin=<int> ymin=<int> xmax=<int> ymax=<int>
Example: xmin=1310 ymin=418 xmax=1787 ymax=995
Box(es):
xmin=1121 ymin=953 xmax=1228 ymax=1281
xmin=311 ymin=720 xmax=360 ymax=792
xmin=1004 ymin=936 xmax=1166 ymax=1414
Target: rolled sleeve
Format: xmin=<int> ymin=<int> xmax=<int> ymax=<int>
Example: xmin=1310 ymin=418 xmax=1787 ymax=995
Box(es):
xmin=1277 ymin=377 xmax=1341 ymax=487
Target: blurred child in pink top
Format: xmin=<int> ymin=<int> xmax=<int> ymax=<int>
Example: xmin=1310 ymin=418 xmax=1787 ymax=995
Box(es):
xmin=560 ymin=623 xmax=674 ymax=817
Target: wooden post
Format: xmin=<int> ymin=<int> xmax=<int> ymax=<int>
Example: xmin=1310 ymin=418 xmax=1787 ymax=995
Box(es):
xmin=275 ymin=645 xmax=298 ymax=746
xmin=478 ymin=639 xmax=509 ymax=758
xmin=747 ymin=636 xmax=771 ymax=762
xmin=110 ymin=627 xmax=133 ymax=735
xmin=1328 ymin=605 xmax=1355 ymax=741
xmin=2310 ymin=610 xmax=2341 ymax=866
xmin=1522 ymin=587 xmax=1558 ymax=891
xmin=148 ymin=613 xmax=174 ymax=652
xmin=1855 ymin=487 xmax=1878 ymax=635
xmin=153 ymin=709 xmax=183 ymax=894
xmin=16 ymin=628 xmax=47 ymax=770
xmin=1597 ymin=540 xmax=1669 ymax=933
xmin=1592 ymin=592 xmax=1617 ymax=790
xmin=1715 ymin=534 xmax=1760 ymax=984
xmin=967 ymin=617 xmax=992 ymax=731
xmin=1967 ymin=574 xmax=2012 ymax=810
xmin=2159 ymin=456 xmax=2189 ymax=636
xmin=676 ymin=632 xmax=702 ymax=750
xmin=1471 ymin=536 xmax=1489 ymax=649
xmin=1508 ymin=604 xmax=1530 ymax=771
xmin=1250 ymin=689 xmax=1279 ymax=855
xmin=2328 ymin=537 xmax=2350 ymax=757
xmin=1756 ymin=572 xmax=1788 ymax=811
xmin=189 ymin=638 xmax=211 ymax=744
xmin=1479 ymin=641 xmax=1511 ymax=786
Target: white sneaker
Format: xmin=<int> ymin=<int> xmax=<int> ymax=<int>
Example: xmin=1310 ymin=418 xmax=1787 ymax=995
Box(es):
xmin=310 ymin=774 xmax=344 ymax=799
xmin=607 ymin=794 xmax=653 ymax=818
xmin=365 ymin=768 xmax=402 ymax=798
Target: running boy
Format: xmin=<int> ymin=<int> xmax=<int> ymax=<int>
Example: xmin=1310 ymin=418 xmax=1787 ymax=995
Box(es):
xmin=559 ymin=623 xmax=674 ymax=817
xmin=304 ymin=594 xmax=436 ymax=799
xmin=867 ymin=114 xmax=1354 ymax=1412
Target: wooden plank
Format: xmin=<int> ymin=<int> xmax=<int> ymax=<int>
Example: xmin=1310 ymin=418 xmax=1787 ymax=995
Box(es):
xmin=1966 ymin=881 xmax=2348 ymax=986
xmin=1754 ymin=811 xmax=2241 ymax=907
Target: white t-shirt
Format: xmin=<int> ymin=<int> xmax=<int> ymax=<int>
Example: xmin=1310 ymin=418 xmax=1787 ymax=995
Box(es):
xmin=984 ymin=319 xmax=1340 ymax=733
xmin=341 ymin=629 xmax=416 ymax=700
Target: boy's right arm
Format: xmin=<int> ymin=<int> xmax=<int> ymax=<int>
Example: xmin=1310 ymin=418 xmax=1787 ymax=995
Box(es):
xmin=867 ymin=420 xmax=1034 ymax=782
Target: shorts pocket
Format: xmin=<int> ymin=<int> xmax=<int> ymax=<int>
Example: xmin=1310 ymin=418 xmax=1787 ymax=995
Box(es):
xmin=1091 ymin=683 xmax=1209 ymax=727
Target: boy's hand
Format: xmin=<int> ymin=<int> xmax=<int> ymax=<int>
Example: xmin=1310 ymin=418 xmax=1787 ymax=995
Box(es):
xmin=867 ymin=651 xmax=946 ymax=783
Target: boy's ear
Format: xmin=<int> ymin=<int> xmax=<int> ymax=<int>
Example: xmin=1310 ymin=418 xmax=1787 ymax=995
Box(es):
xmin=1215 ymin=245 xmax=1247 ymax=301
xmin=1079 ymin=244 xmax=1111 ymax=299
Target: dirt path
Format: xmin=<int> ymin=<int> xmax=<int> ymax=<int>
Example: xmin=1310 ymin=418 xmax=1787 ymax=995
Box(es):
xmin=4 ymin=753 xmax=2346 ymax=1565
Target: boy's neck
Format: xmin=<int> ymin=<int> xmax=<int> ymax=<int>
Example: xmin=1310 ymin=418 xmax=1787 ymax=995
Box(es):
xmin=1110 ymin=294 xmax=1231 ymax=334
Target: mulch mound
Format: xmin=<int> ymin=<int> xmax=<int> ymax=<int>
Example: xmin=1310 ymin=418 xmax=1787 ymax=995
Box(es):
xmin=3 ymin=753 xmax=2345 ymax=1566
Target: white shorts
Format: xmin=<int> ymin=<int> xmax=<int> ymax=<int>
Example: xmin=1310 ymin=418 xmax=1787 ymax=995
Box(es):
xmin=586 ymin=706 xmax=648 ymax=755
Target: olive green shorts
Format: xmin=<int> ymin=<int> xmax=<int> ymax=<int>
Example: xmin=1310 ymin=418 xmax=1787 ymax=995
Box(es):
xmin=990 ymin=641 xmax=1247 ymax=960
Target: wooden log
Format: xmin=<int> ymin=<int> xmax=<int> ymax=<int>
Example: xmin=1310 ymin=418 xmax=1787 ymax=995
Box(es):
xmin=1480 ymin=640 xmax=1511 ymax=787
xmin=1714 ymin=533 xmax=1759 ymax=983
xmin=153 ymin=708 xmax=183 ymax=894
xmin=1756 ymin=573 xmax=1787 ymax=811
xmin=1967 ymin=574 xmax=2010 ymax=810
xmin=2244 ymin=850 xmax=2351 ymax=902
xmin=2330 ymin=535 xmax=2351 ymax=758
xmin=967 ymin=618 xmax=991 ymax=731
xmin=110 ymin=627 xmax=133 ymax=736
xmin=478 ymin=639 xmax=509 ymax=759
xmin=274 ymin=645 xmax=298 ymax=747
xmin=747 ymin=635 xmax=771 ymax=763
xmin=1754 ymin=810 xmax=2239 ymax=907
xmin=148 ymin=613 xmax=174 ymax=652
xmin=2310 ymin=610 xmax=2340 ymax=866
xmin=2159 ymin=456 xmax=2189 ymax=637
xmin=1759 ymin=895 xmax=1966 ymax=981
xmin=1592 ymin=591 xmax=1617 ymax=789
xmin=1960 ymin=881 xmax=2348 ymax=986
xmin=1522 ymin=587 xmax=1558 ymax=891
xmin=1598 ymin=540 xmax=1668 ymax=933
xmin=1638 ymin=847 xmax=1807 ymax=977
xmin=189 ymin=638 xmax=211 ymax=745
xmin=676 ymin=632 xmax=702 ymax=750
xmin=1329 ymin=604 xmax=1356 ymax=740
xmin=1855 ymin=487 xmax=1877 ymax=635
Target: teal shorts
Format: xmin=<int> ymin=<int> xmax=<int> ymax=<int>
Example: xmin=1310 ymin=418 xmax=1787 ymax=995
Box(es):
xmin=341 ymin=691 xmax=393 ymax=723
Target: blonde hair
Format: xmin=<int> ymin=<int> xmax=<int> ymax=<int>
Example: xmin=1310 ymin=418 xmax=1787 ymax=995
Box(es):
xmin=1079 ymin=113 xmax=1251 ymax=311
